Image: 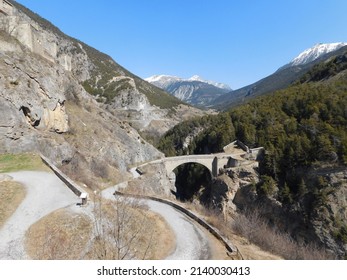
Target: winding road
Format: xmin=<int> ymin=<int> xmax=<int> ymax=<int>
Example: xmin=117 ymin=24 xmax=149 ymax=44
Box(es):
xmin=0 ymin=171 xmax=213 ymax=260
xmin=0 ymin=171 xmax=78 ymax=259
xmin=146 ymin=199 xmax=211 ymax=260
xmin=102 ymin=187 xmax=212 ymax=260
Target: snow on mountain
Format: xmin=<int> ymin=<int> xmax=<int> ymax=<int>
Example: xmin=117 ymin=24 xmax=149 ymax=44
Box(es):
xmin=145 ymin=74 xmax=231 ymax=91
xmin=188 ymin=75 xmax=231 ymax=90
xmin=145 ymin=74 xmax=231 ymax=107
xmin=145 ymin=74 xmax=182 ymax=88
xmin=289 ymin=43 xmax=347 ymax=67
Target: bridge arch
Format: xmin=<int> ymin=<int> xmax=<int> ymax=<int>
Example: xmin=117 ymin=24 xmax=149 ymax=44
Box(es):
xmin=169 ymin=161 xmax=213 ymax=201
xmin=163 ymin=156 xmax=218 ymax=178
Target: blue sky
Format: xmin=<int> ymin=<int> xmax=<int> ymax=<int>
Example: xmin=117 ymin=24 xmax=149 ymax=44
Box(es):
xmin=15 ymin=0 xmax=347 ymax=89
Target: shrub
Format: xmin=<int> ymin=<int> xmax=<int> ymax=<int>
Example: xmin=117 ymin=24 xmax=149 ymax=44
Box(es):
xmin=231 ymin=208 xmax=334 ymax=259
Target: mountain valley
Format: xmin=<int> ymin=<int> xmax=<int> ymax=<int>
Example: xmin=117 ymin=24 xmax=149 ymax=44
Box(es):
xmin=158 ymin=48 xmax=347 ymax=258
xmin=0 ymin=0 xmax=347 ymax=260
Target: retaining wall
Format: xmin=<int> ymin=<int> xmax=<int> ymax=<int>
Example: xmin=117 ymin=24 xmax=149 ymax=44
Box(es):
xmin=40 ymin=154 xmax=84 ymax=197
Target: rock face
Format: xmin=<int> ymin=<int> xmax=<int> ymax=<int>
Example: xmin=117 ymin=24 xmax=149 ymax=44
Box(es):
xmin=1 ymin=51 xmax=69 ymax=134
xmin=0 ymin=3 xmax=167 ymax=188
xmin=309 ymin=168 xmax=347 ymax=257
xmin=1 ymin=1 xmax=204 ymax=139
xmin=210 ymin=163 xmax=260 ymax=211
xmin=127 ymin=163 xmax=173 ymax=197
xmin=228 ymin=165 xmax=347 ymax=258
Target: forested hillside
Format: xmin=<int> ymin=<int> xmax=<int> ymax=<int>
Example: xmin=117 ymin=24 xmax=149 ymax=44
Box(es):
xmin=160 ymin=78 xmax=347 ymax=195
xmin=158 ymin=54 xmax=347 ymax=258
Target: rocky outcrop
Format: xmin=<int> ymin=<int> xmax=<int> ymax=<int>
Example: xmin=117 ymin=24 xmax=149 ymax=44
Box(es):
xmin=127 ymin=162 xmax=173 ymax=197
xmin=0 ymin=3 xmax=91 ymax=79
xmin=204 ymin=163 xmax=260 ymax=212
xmin=229 ymin=164 xmax=347 ymax=259
xmin=1 ymin=1 xmax=203 ymax=140
xmin=0 ymin=7 xmax=164 ymax=189
xmin=1 ymin=51 xmax=69 ymax=133
xmin=308 ymin=168 xmax=347 ymax=258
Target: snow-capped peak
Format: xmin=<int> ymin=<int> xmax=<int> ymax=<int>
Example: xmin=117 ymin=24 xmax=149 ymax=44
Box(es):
xmin=145 ymin=75 xmax=183 ymax=89
xmin=145 ymin=74 xmax=231 ymax=91
xmin=290 ymin=42 xmax=347 ymax=66
xmin=145 ymin=74 xmax=181 ymax=84
xmin=188 ymin=75 xmax=231 ymax=90
xmin=188 ymin=75 xmax=204 ymax=82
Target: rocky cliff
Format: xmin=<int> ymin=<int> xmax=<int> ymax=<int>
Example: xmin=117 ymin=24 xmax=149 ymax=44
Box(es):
xmin=228 ymin=165 xmax=347 ymax=258
xmin=0 ymin=1 xmax=184 ymax=188
xmin=3 ymin=1 xmax=205 ymax=133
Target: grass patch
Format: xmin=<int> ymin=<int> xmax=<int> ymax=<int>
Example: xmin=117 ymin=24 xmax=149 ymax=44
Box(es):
xmin=0 ymin=153 xmax=50 ymax=173
xmin=0 ymin=180 xmax=26 ymax=229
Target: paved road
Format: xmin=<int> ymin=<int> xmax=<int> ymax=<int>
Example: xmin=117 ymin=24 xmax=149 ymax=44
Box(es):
xmin=0 ymin=171 xmax=78 ymax=259
xmin=102 ymin=187 xmax=211 ymax=260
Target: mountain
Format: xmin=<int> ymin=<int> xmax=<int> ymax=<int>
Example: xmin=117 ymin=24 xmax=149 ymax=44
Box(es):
xmin=145 ymin=74 xmax=231 ymax=107
xmin=213 ymin=43 xmax=347 ymax=110
xmin=158 ymin=48 xmax=347 ymax=258
xmin=283 ymin=42 xmax=347 ymax=68
xmin=0 ymin=0 xmax=206 ymax=190
xmin=5 ymin=1 xmax=208 ymax=137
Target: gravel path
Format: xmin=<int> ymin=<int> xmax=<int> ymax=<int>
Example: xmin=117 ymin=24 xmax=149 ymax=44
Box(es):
xmin=146 ymin=199 xmax=211 ymax=260
xmin=102 ymin=187 xmax=211 ymax=260
xmin=0 ymin=172 xmax=211 ymax=260
xmin=0 ymin=171 xmax=78 ymax=259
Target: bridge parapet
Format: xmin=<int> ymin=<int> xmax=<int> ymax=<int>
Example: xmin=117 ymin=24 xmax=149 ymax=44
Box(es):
xmin=134 ymin=149 xmax=262 ymax=179
xmin=159 ymin=153 xmax=248 ymax=178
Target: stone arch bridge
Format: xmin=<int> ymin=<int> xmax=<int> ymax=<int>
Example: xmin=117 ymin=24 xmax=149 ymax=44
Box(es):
xmin=136 ymin=149 xmax=263 ymax=178
xmin=161 ymin=153 xmax=238 ymax=177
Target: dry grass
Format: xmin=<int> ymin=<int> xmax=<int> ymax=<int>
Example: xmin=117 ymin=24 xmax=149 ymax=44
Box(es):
xmin=231 ymin=208 xmax=335 ymax=260
xmin=0 ymin=181 xmax=26 ymax=229
xmin=86 ymin=208 xmax=174 ymax=260
xmin=200 ymin=205 xmax=333 ymax=259
xmin=25 ymin=209 xmax=92 ymax=260
xmin=228 ymin=234 xmax=283 ymax=260
xmin=86 ymin=196 xmax=175 ymax=260
xmin=24 ymin=197 xmax=175 ymax=260
xmin=191 ymin=204 xmax=281 ymax=260
xmin=145 ymin=210 xmax=176 ymax=259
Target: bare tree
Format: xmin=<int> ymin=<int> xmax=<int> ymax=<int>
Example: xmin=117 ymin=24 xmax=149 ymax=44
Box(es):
xmin=89 ymin=193 xmax=155 ymax=260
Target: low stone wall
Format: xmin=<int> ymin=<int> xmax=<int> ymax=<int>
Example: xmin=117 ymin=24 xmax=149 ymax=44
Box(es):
xmin=114 ymin=190 xmax=240 ymax=258
xmin=40 ymin=154 xmax=84 ymax=197
xmin=249 ymin=147 xmax=264 ymax=160
xmin=236 ymin=140 xmax=250 ymax=153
